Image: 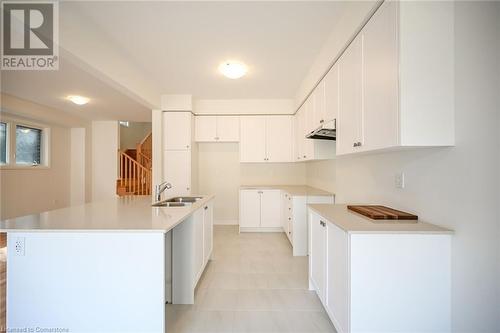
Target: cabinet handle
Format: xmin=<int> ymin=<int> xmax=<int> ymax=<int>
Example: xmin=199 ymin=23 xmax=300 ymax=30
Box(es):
xmin=353 ymin=142 xmax=358 ymax=147
xmin=320 ymin=220 xmax=326 ymax=227
xmin=320 ymin=119 xmax=324 ymax=124
xmin=303 ymin=155 xmax=307 ymax=158
xmin=186 ymin=145 xmax=190 ymax=148
xmin=258 ymin=191 xmax=263 ymax=194
xmin=204 ymin=206 xmax=208 ymax=210
xmin=358 ymin=142 xmax=362 ymax=147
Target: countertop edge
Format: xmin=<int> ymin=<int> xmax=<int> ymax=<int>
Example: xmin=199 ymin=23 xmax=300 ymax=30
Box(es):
xmin=308 ymin=204 xmax=454 ymax=235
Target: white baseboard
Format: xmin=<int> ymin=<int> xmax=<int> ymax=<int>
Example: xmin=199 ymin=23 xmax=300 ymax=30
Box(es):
xmin=214 ymin=219 xmax=239 ymax=225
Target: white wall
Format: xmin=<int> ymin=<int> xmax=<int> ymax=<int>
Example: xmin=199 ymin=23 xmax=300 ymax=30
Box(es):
xmin=0 ymin=94 xmax=89 ymax=220
xmin=197 ymin=143 xmax=306 ymax=224
xmin=70 ymin=128 xmax=86 ymax=206
xmin=305 ymin=2 xmax=500 ymax=330
xmin=119 ymin=122 xmax=151 ymax=150
xmin=0 ymin=124 xmax=71 ymax=220
xmin=91 ymin=121 xmax=119 ymax=201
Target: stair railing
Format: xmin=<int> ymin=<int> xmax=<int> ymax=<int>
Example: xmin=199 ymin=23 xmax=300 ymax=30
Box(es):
xmin=119 ymin=151 xmax=151 ymax=195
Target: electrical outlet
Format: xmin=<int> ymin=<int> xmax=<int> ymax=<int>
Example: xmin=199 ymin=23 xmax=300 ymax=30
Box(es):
xmin=395 ymin=172 xmax=405 ymax=189
xmin=14 ymin=237 xmax=25 ymax=256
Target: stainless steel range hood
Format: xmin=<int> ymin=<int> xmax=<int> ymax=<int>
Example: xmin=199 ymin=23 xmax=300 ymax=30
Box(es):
xmin=306 ymin=119 xmax=336 ymax=140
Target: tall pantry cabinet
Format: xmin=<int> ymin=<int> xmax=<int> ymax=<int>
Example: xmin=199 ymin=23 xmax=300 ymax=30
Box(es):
xmin=162 ymin=110 xmax=196 ymax=197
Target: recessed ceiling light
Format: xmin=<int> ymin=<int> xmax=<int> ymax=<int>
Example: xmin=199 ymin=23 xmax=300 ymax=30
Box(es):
xmin=67 ymin=95 xmax=90 ymax=105
xmin=218 ymin=61 xmax=248 ymax=79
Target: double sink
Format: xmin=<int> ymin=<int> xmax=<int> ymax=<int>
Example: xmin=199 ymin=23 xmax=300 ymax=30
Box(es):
xmin=152 ymin=196 xmax=203 ymax=207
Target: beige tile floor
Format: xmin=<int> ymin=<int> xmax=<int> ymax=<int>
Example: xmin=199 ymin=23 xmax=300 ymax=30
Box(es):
xmin=166 ymin=225 xmax=336 ymax=333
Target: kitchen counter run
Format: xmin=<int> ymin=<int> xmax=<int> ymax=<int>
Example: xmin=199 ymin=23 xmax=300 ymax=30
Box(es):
xmin=308 ymin=204 xmax=453 ymax=234
xmin=240 ymin=185 xmax=333 ymax=197
xmin=0 ymin=195 xmax=215 ymax=233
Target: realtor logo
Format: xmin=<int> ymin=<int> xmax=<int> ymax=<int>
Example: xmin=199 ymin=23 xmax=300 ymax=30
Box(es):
xmin=1 ymin=1 xmax=59 ymax=70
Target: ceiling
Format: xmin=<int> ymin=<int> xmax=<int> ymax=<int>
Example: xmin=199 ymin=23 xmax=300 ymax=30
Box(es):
xmin=1 ymin=1 xmax=348 ymax=120
xmin=63 ymin=1 xmax=345 ymax=99
xmin=1 ymin=56 xmax=151 ymax=122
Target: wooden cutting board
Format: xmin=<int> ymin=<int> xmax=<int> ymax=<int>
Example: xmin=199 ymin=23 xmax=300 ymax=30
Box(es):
xmin=347 ymin=205 xmax=418 ymax=221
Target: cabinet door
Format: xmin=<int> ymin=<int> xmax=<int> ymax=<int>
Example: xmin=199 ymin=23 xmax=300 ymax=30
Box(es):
xmin=217 ymin=116 xmax=240 ymax=142
xmin=240 ymin=116 xmax=266 ymax=162
xmin=195 ymin=116 xmax=217 ymax=142
xmin=266 ymin=116 xmax=293 ymax=162
xmin=338 ymin=36 xmax=363 ymax=155
xmin=324 ymin=64 xmax=339 ymax=122
xmin=203 ymin=201 xmax=213 ymax=263
xmin=310 ymin=212 xmax=327 ymax=302
xmin=326 ymin=223 xmax=349 ymax=333
xmin=313 ymin=80 xmax=326 ymax=127
xmin=163 ymin=112 xmax=192 ymax=150
xmin=193 ymin=208 xmax=204 ymax=283
xmin=362 ymin=0 xmax=399 ymax=151
xmin=304 ymin=98 xmax=315 ymax=160
xmin=295 ymin=108 xmax=305 ymax=161
xmin=239 ymin=190 xmax=261 ymax=228
xmin=163 ymin=150 xmax=191 ymax=196
xmin=260 ymin=190 xmax=282 ymax=228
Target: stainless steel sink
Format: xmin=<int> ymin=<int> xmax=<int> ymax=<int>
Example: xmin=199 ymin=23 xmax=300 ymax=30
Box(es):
xmin=164 ymin=196 xmax=203 ymax=203
xmin=151 ymin=196 xmax=203 ymax=207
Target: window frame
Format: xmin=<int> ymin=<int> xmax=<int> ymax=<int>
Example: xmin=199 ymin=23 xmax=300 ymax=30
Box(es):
xmin=0 ymin=115 xmax=51 ymax=170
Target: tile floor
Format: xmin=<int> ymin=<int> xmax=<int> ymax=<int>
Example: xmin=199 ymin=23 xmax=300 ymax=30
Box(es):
xmin=166 ymin=225 xmax=336 ymax=333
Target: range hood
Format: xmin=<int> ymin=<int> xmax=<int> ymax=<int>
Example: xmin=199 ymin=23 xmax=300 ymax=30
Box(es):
xmin=306 ymin=119 xmax=336 ymax=140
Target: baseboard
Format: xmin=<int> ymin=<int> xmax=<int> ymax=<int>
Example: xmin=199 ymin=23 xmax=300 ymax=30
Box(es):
xmin=214 ymin=219 xmax=239 ymax=225
xmin=239 ymin=227 xmax=283 ymax=233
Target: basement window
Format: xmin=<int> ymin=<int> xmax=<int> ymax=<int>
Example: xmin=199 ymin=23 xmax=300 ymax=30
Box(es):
xmin=0 ymin=117 xmax=50 ymax=169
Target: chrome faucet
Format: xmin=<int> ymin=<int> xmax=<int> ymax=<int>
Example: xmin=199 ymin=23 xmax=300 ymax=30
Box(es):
xmin=155 ymin=181 xmax=172 ymax=202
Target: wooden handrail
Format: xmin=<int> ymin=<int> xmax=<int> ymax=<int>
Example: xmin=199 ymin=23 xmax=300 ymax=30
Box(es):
xmin=118 ymin=151 xmax=151 ymax=195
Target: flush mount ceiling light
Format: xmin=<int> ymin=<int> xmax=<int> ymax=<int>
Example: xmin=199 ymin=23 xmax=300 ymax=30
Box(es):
xmin=67 ymin=95 xmax=90 ymax=105
xmin=218 ymin=61 xmax=248 ymax=79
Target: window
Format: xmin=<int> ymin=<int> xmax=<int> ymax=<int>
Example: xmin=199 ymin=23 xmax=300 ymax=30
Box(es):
xmin=0 ymin=118 xmax=49 ymax=168
xmin=0 ymin=122 xmax=6 ymax=165
xmin=16 ymin=125 xmax=42 ymax=165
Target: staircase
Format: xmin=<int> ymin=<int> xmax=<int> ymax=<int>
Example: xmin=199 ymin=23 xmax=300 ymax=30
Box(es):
xmin=116 ymin=132 xmax=152 ymax=196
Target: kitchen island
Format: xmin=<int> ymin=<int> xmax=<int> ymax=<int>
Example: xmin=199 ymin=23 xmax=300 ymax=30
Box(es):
xmin=0 ymin=195 xmax=215 ymax=333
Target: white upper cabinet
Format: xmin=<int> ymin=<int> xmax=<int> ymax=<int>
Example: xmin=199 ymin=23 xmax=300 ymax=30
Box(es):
xmin=163 ymin=112 xmax=192 ymax=150
xmin=194 ymin=116 xmax=217 ymax=142
xmin=216 ymin=116 xmax=240 ymax=141
xmin=312 ymin=80 xmax=326 ymax=129
xmin=240 ymin=116 xmax=267 ymax=162
xmin=338 ymin=35 xmax=363 ymax=155
xmin=362 ymin=0 xmax=399 ymax=152
xmin=336 ymin=1 xmax=454 ymax=155
xmin=195 ymin=116 xmax=239 ymax=142
xmin=240 ymin=116 xmax=293 ymax=163
xmin=324 ymin=64 xmax=339 ymax=123
xmin=266 ymin=116 xmax=293 ymax=163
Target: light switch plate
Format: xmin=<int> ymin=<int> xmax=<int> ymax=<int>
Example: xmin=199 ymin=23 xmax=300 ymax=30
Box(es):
xmin=395 ymin=172 xmax=405 ymax=189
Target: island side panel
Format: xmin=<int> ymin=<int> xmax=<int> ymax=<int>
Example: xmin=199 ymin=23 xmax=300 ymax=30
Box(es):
xmin=7 ymin=232 xmax=165 ymax=332
xmin=349 ymin=233 xmax=451 ymax=332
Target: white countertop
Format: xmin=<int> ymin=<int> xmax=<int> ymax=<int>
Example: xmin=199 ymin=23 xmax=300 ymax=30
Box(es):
xmin=0 ymin=195 xmax=215 ymax=233
xmin=308 ymin=204 xmax=453 ymax=234
xmin=240 ymin=185 xmax=334 ymax=197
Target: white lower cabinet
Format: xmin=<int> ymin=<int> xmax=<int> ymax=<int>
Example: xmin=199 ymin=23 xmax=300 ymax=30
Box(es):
xmin=172 ymin=199 xmax=214 ymax=304
xmin=282 ymin=193 xmax=334 ymax=256
xmin=239 ymin=189 xmax=282 ymax=232
xmin=308 ymin=209 xmax=452 ymax=333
